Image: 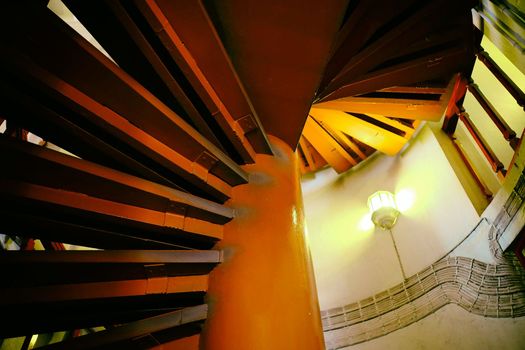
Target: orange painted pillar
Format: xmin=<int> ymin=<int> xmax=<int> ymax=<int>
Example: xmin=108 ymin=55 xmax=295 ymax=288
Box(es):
xmin=201 ymin=137 xmax=324 ymax=350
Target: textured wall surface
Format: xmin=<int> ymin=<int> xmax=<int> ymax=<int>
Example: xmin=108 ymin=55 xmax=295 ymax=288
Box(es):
xmin=322 ymin=158 xmax=525 ymax=350
xmin=335 ymin=303 xmax=525 ymax=350
xmin=322 ymin=254 xmax=525 ymax=349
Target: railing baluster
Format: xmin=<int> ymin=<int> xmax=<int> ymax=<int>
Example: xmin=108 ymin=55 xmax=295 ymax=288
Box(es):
xmin=467 ymin=81 xmax=519 ymax=149
xmin=477 ymin=49 xmax=525 ymax=110
xmin=458 ymin=108 xmax=506 ymax=176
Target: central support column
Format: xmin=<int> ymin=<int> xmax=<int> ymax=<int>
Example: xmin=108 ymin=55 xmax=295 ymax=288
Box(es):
xmin=201 ymin=136 xmax=324 ymax=349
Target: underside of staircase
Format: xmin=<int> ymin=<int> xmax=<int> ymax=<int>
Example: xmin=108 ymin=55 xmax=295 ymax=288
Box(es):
xmin=0 ymin=0 xmax=480 ymax=348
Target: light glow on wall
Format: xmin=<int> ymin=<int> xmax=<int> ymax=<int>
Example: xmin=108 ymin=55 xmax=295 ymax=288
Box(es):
xmin=395 ymin=188 xmax=416 ymax=213
xmin=358 ymin=212 xmax=374 ymax=231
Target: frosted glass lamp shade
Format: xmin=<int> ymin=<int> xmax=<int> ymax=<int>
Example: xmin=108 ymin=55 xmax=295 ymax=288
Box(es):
xmin=367 ymin=191 xmax=400 ymax=229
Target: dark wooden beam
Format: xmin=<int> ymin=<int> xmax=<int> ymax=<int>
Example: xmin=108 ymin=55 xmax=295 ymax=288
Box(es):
xmin=0 ymin=78 xmax=176 ymax=189
xmin=323 ymin=0 xmax=472 ymax=98
xmin=38 ymin=305 xmax=207 ymax=350
xmin=0 ymin=251 xmax=218 ymax=315
xmin=131 ymin=0 xmax=253 ymax=163
xmin=0 ymin=292 xmax=205 ymax=338
xmin=61 ymin=0 xmax=226 ymax=152
xmin=0 ymin=3 xmax=248 ymax=202
xmin=320 ymin=44 xmax=472 ymax=102
xmin=319 ymin=0 xmax=419 ymax=91
xmin=0 ymin=179 xmax=223 ymax=248
xmin=136 ymin=0 xmax=272 ymax=156
xmin=153 ymin=0 xmax=273 ymax=155
xmin=62 ymin=0 xmax=271 ymax=161
xmin=0 ymin=47 xmax=242 ymax=202
xmin=0 ymin=249 xmax=221 ymax=264
xmin=0 ymin=275 xmax=209 ymax=305
xmin=0 ymin=135 xmax=233 ymax=226
xmin=0 ymin=211 xmax=194 ymax=250
xmin=205 ymin=0 xmax=350 ymax=148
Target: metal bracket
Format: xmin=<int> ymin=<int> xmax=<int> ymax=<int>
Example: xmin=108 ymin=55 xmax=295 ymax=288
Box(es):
xmin=164 ymin=201 xmax=188 ymax=229
xmin=237 ymin=114 xmax=258 ymax=134
xmin=192 ymin=151 xmax=219 ymax=180
xmin=132 ymin=334 xmax=161 ymax=348
xmin=145 ymin=263 xmax=168 ymax=294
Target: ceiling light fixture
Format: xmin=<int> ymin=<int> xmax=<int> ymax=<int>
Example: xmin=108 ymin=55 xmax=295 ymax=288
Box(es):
xmin=368 ymin=190 xmax=406 ymax=280
xmin=368 ymin=191 xmax=400 ymax=230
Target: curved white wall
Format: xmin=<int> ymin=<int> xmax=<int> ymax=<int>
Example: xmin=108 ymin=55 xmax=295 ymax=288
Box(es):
xmin=303 ymin=123 xmax=525 ymax=350
xmin=303 ymin=124 xmax=480 ymax=310
xmin=343 ymin=303 xmax=525 ymax=350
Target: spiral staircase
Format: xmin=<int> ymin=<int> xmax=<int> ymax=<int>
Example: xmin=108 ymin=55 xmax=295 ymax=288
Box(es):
xmin=0 ymin=0 xmax=480 ymax=348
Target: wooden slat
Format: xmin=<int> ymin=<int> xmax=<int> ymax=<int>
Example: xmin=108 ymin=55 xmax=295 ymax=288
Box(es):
xmin=0 ymin=276 xmax=208 ymax=305
xmin=298 ymin=137 xmax=316 ymax=171
xmin=131 ymin=0 xmax=256 ymax=163
xmin=1 ymin=135 xmax=233 ymax=225
xmin=0 ymin=4 xmax=248 ymax=200
xmin=0 ymin=211 xmax=194 ymax=250
xmin=59 ymin=0 xmax=226 ymax=151
xmin=0 ymin=293 xmax=205 ymax=338
xmin=0 ymin=251 xmax=215 ymax=288
xmin=87 ymin=0 xmax=228 ymax=150
xmin=204 ymin=0 xmax=349 ymax=148
xmin=320 ymin=44 xmax=472 ymax=102
xmin=71 ymin=0 xmax=260 ymax=163
xmin=314 ymin=96 xmax=444 ymax=121
xmin=142 ymin=0 xmax=273 ymax=155
xmin=451 ymin=138 xmax=493 ymax=199
xmin=0 ymin=47 xmax=238 ymax=202
xmin=366 ymin=115 xmax=417 ymax=136
xmin=302 ymin=117 xmax=354 ymax=173
xmin=0 ymin=79 xmax=176 ymax=188
xmin=39 ymin=305 xmax=207 ymax=350
xmin=328 ymin=128 xmax=368 ymax=160
xmin=324 ymin=0 xmax=471 ymax=96
xmin=310 ymin=108 xmax=407 ymax=155
xmin=319 ymin=0 xmax=419 ymax=91
xmin=299 ymin=137 xmax=328 ymax=172
xmin=0 ymin=179 xmax=223 ymax=242
xmin=308 ymin=117 xmax=360 ymax=166
xmin=310 ymin=121 xmax=368 ymax=164
xmin=378 ymin=85 xmax=448 ymax=95
xmin=0 ymin=250 xmax=221 ymax=264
